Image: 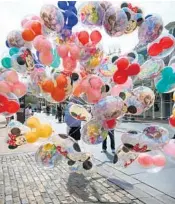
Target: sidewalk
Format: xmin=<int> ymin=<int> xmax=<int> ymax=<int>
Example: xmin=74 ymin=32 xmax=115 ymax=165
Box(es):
xmin=0 ymin=113 xmax=175 ymax=204
xmin=0 ymin=153 xmax=144 ymax=204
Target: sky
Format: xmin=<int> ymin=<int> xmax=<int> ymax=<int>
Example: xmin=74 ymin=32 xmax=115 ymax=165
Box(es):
xmin=0 ymin=0 xmax=174 ymax=56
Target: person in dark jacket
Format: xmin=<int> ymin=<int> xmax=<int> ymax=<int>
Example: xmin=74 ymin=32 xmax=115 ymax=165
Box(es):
xmin=46 ymin=106 xmax=50 ymax=116
xmin=56 ymin=105 xmax=62 ymax=123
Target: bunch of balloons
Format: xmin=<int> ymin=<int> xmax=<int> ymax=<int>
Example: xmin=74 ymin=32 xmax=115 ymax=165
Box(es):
xmin=1 ymin=1 xmax=175 ymax=173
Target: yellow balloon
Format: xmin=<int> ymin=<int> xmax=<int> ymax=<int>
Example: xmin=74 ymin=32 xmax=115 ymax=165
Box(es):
xmin=173 ymin=92 xmax=175 ymax=101
xmin=172 ymin=109 xmax=175 ymax=117
xmin=26 ymin=117 xmax=40 ymax=128
xmin=36 ymin=124 xmax=52 ymax=138
xmin=25 ymin=132 xmax=39 ymax=143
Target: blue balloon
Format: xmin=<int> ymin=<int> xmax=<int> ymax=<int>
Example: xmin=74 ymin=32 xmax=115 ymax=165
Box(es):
xmin=162 ymin=66 xmax=173 ymax=78
xmin=9 ymin=47 xmax=19 ymax=56
xmin=156 ymin=80 xmax=168 ymax=93
xmin=58 ymin=1 xmax=78 ymax=31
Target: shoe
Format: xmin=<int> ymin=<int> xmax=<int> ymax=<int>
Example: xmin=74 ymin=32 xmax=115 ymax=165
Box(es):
xmin=101 ymin=149 xmax=107 ymax=153
xmin=112 ymin=149 xmax=115 ymax=154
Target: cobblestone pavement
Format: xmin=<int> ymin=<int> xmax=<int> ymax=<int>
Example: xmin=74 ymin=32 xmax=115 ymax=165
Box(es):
xmin=0 ymin=153 xmax=145 ymax=204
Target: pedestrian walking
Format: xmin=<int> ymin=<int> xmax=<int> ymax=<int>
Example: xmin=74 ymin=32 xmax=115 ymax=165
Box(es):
xmin=56 ymin=105 xmax=62 ymax=123
xmin=102 ymin=130 xmax=115 ymax=154
xmin=65 ymin=102 xmax=81 ymax=141
xmin=46 ymin=106 xmax=50 ymax=116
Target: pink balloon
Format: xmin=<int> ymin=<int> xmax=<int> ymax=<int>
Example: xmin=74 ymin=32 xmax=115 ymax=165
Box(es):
xmin=111 ymin=77 xmax=133 ymax=96
xmin=86 ymin=89 xmax=102 ymax=103
xmin=21 ymin=15 xmax=41 ymax=27
xmin=163 ymin=143 xmax=175 ymax=156
xmin=33 ymin=35 xmax=52 ymax=52
xmin=69 ymin=45 xmax=80 ymax=60
xmin=5 ymin=70 xmax=19 ymax=83
xmin=153 ymin=155 xmax=166 ymax=167
xmin=57 ymin=45 xmax=68 ymax=58
xmin=63 ymin=56 xmax=77 ymax=73
xmin=39 ymin=51 xmax=53 ymax=65
xmin=0 ymin=81 xmax=11 ymax=93
xmin=137 ymin=154 xmax=153 ymax=167
xmin=89 ymin=76 xmax=104 ymax=90
xmin=12 ymin=82 xmax=27 ymax=97
xmin=80 ymin=78 xmax=89 ymax=92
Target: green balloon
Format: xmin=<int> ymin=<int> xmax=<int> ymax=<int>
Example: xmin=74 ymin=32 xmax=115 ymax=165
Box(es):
xmin=51 ymin=49 xmax=60 ymax=68
xmin=1 ymin=57 xmax=12 ymax=68
xmin=9 ymin=47 xmax=19 ymax=56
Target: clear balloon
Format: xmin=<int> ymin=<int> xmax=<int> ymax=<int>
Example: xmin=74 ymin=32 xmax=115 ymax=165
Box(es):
xmin=93 ymin=96 xmax=125 ymax=120
xmin=138 ymin=15 xmax=163 ymax=43
xmin=78 ymin=2 xmax=104 ymax=26
xmin=69 ymin=104 xmax=92 ymax=121
xmin=99 ymin=54 xmax=117 ymax=77
xmin=6 ymin=30 xmax=25 ymax=48
xmin=79 ymin=45 xmax=103 ymax=73
xmin=142 ymin=125 xmax=170 ymax=149
xmin=125 ymin=95 xmax=144 ymax=115
xmin=103 ymin=7 xmax=128 ymax=37
xmin=138 ymin=59 xmax=164 ymax=80
xmin=113 ymin=145 xmax=138 ymax=168
xmin=81 ymin=119 xmax=108 ymax=145
xmin=40 ymin=5 xmax=64 ymax=32
xmin=133 ymin=86 xmax=155 ymax=111
xmin=35 ymin=143 xmax=62 ymax=168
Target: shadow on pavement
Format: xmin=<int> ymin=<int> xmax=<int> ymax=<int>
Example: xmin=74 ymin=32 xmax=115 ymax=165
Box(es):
xmin=108 ymin=178 xmax=133 ymax=190
xmin=66 ymin=172 xmax=101 ymax=202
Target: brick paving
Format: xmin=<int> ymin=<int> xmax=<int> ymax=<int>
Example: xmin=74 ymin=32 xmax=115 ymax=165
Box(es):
xmin=0 ymin=153 xmax=145 ymax=204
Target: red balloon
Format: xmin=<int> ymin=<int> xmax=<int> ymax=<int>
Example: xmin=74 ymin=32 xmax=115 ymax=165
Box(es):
xmin=116 ymin=58 xmax=129 ymax=70
xmin=113 ymin=71 xmax=128 ymax=84
xmin=160 ymin=37 xmax=174 ymax=49
xmin=148 ymin=43 xmax=163 ymax=56
xmin=127 ymin=63 xmax=140 ymax=76
xmin=90 ymin=30 xmax=102 ymax=44
xmin=7 ymin=101 xmax=20 ymax=114
xmin=78 ymin=31 xmax=89 ymax=45
xmin=104 ymin=119 xmax=116 ymax=129
xmin=169 ymin=115 xmax=175 ymax=127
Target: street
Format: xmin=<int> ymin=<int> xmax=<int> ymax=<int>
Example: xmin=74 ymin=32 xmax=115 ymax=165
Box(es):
xmin=0 ymin=113 xmax=175 ymax=204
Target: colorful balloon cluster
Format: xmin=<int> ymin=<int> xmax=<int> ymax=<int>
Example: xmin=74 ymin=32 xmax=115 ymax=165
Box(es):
xmin=1 ymin=1 xmax=175 ymax=173
xmin=114 ymin=125 xmax=169 ymax=169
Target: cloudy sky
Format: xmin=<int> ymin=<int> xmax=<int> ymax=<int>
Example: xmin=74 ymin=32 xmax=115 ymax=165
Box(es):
xmin=0 ymin=0 xmax=174 ymax=56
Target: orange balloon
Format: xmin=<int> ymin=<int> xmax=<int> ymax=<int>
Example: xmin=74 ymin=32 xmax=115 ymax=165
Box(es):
xmin=31 ymin=21 xmax=42 ymax=35
xmin=51 ymin=87 xmax=65 ymax=102
xmin=56 ymin=74 xmax=67 ymax=88
xmin=22 ymin=29 xmax=35 ymax=41
xmin=41 ymin=80 xmax=54 ymax=93
xmin=73 ymin=84 xmax=83 ymax=97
